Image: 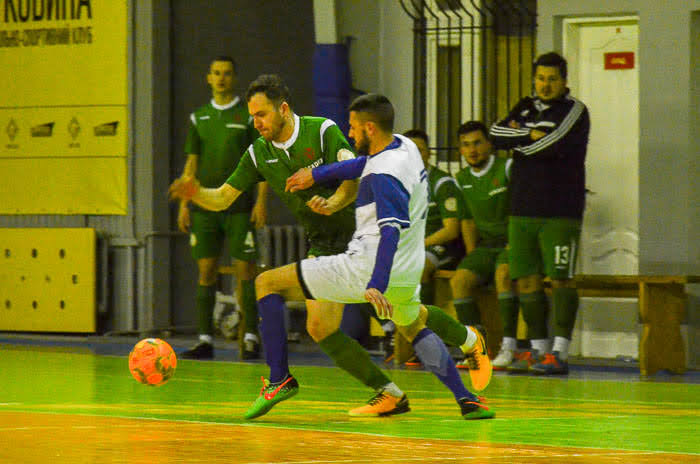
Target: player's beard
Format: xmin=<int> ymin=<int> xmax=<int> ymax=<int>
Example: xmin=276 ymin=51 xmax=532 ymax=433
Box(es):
xmin=467 ymin=156 xmax=489 ymax=169
xmin=263 ymin=113 xmax=286 ymax=142
xmin=355 ymin=130 xmax=370 ymax=156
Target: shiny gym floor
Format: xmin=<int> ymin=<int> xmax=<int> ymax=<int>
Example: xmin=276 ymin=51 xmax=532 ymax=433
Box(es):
xmin=0 ymin=334 xmax=698 ymax=463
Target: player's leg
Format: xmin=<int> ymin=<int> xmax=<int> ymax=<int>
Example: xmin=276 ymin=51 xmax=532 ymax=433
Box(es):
xmin=531 ymin=218 xmax=581 ymax=375
xmin=493 ymin=249 xmax=519 ymax=369
xmin=394 ymin=300 xmax=493 ymax=419
xmin=224 ymin=212 xmax=260 ymax=360
xmin=244 ymin=262 xmax=304 ymax=420
xmin=450 ymin=249 xmax=494 ymax=325
xmin=509 ymin=216 xmax=550 ymax=372
xmin=420 ymin=253 xmax=437 ymax=304
xmin=182 ymin=210 xmax=222 ymax=360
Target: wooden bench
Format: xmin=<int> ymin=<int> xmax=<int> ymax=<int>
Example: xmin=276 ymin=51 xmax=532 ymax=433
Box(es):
xmin=426 ymin=270 xmax=699 ymax=377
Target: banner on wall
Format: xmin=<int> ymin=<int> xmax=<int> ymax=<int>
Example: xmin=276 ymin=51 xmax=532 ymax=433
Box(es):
xmin=0 ymin=0 xmax=128 ymax=214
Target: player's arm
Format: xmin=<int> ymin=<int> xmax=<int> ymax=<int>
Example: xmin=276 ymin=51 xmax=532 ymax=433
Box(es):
xmin=461 ymin=219 xmax=478 ymax=255
xmin=515 ymin=101 xmax=589 ymax=158
xmin=488 ymin=98 xmax=534 ymax=149
xmin=176 ymin=154 xmax=198 ymax=232
xmin=169 ymin=176 xmax=242 ymax=211
xmin=250 ymin=181 xmax=269 ymax=228
xmin=425 ymin=217 xmax=459 ymax=247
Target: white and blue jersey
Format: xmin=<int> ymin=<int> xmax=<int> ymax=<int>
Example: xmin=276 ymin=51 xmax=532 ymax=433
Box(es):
xmin=297 ymin=134 xmax=429 ymax=326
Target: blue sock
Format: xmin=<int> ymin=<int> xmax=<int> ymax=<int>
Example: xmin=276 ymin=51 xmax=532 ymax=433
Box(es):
xmin=413 ymin=328 xmax=476 ymax=402
xmin=257 ymin=294 xmax=289 ymax=383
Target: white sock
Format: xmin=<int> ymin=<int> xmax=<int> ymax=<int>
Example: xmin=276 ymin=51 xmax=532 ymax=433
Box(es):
xmin=381 ymin=382 xmax=404 ymax=398
xmin=199 ymin=334 xmax=213 ymax=344
xmin=244 ymin=332 xmax=259 ymax=343
xmin=460 ymin=326 xmax=478 ymax=353
xmin=501 ymin=337 xmax=517 ymax=351
xmin=530 ymin=339 xmax=550 ymax=356
xmin=552 ymin=336 xmax=570 ymax=360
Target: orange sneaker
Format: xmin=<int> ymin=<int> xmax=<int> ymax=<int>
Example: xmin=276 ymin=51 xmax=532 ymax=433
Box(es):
xmin=463 ymin=325 xmax=493 ymax=392
xmin=349 ymin=390 xmax=410 ymax=417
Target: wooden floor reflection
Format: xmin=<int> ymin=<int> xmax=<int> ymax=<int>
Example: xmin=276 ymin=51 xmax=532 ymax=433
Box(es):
xmin=0 ymin=411 xmax=696 ymax=464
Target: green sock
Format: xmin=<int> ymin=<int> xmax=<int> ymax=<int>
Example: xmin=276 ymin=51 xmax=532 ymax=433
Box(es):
xmin=240 ymin=279 xmax=258 ymax=335
xmin=453 ymin=297 xmax=480 ymax=325
xmin=553 ymin=287 xmax=579 ymax=338
xmin=420 ymin=280 xmax=435 ymax=305
xmin=318 ymin=329 xmax=390 ymax=391
xmin=498 ymin=292 xmax=519 ymax=339
xmin=425 ymin=305 xmax=468 ymax=347
xmin=519 ymin=291 xmax=548 ymax=340
xmin=196 ymin=284 xmax=216 ymax=336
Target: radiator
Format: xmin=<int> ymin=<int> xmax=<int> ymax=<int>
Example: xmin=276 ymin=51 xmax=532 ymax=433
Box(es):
xmin=256 ymin=225 xmax=308 ymax=269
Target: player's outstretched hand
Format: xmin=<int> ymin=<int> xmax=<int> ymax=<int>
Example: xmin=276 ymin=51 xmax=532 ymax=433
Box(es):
xmin=365 ymin=288 xmax=393 ymax=319
xmin=286 ymin=167 xmax=315 ymax=192
xmin=169 ymin=176 xmax=199 ymax=201
xmin=306 ymin=195 xmax=333 ymax=215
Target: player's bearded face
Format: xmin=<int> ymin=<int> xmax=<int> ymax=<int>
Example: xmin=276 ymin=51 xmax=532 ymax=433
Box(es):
xmin=459 ymin=131 xmax=491 ymax=169
xmin=354 ymin=128 xmax=370 ymax=156
xmin=534 ymin=65 xmax=566 ymax=102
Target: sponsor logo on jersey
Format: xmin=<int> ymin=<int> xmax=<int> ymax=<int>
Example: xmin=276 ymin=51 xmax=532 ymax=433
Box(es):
xmin=265 ymin=159 xmax=279 ymax=164
xmin=444 ymin=197 xmax=458 ymax=212
xmin=31 ymin=122 xmax=54 ymax=137
xmin=93 ymin=121 xmax=118 ymax=136
xmin=488 ymin=186 xmax=507 ymax=196
xmin=199 ymin=115 xmax=210 ymax=120
xmin=304 ymin=147 xmax=315 ymax=160
xmin=308 ymin=158 xmax=323 ymax=169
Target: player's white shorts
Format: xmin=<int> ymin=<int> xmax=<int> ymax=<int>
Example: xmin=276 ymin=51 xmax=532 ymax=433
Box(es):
xmin=297 ymin=242 xmax=421 ymax=327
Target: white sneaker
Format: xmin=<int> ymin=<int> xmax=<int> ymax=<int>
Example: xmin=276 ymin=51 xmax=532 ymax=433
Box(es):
xmin=492 ymin=348 xmax=514 ymax=370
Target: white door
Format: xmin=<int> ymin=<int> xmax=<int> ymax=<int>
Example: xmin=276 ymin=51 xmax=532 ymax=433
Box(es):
xmin=564 ymin=18 xmax=640 ymax=359
xmin=565 ymin=18 xmax=640 ymax=275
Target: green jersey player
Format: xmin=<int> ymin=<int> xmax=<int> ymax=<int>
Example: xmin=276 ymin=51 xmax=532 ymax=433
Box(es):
xmin=176 ymin=56 xmax=268 ymax=361
xmin=450 ymin=121 xmax=519 ymax=370
xmin=403 ymin=129 xmax=465 ymax=306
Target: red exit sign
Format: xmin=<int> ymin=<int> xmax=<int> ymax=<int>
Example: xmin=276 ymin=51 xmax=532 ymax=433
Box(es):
xmin=604 ymin=52 xmax=635 ymax=70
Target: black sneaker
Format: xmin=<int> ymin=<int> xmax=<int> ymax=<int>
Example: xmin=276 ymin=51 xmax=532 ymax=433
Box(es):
xmin=459 ymin=396 xmax=495 ymax=420
xmin=180 ymin=341 xmax=214 ymax=360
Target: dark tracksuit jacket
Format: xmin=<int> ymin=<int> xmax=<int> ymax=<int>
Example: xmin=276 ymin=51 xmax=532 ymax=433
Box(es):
xmin=489 ymin=89 xmax=590 ymax=220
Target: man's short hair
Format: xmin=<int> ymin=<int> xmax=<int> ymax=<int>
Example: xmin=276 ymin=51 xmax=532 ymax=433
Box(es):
xmin=348 ymin=94 xmax=394 ymax=132
xmin=245 ymin=74 xmax=291 ymax=108
xmin=403 ymin=129 xmax=429 ymax=144
xmin=211 ymin=55 xmax=237 ymax=73
xmin=457 ymin=120 xmax=489 ymax=139
xmin=534 ymin=52 xmax=567 ymax=79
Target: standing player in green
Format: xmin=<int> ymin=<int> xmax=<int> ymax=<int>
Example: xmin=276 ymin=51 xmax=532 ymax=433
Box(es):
xmin=170 ymin=75 xmax=492 ymax=419
xmin=177 ymin=56 xmax=267 ymax=360
xmin=403 ymin=129 xmax=465 ymax=306
xmin=489 ymin=52 xmax=590 ymax=375
xmin=450 ymin=121 xmax=520 ymax=370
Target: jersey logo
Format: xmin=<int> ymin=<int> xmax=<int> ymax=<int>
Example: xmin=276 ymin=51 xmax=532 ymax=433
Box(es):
xmin=488 ymin=186 xmax=507 ymax=196
xmin=444 ymin=197 xmax=457 ymax=212
xmin=266 ymin=159 xmax=279 ymax=164
xmin=304 ymin=147 xmax=315 ymax=160
xmin=199 ymin=115 xmax=210 ymax=120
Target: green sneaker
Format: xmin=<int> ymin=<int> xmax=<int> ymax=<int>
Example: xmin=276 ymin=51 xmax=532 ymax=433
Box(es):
xmin=244 ymin=375 xmax=299 ymax=420
xmin=459 ymin=396 xmax=495 ymax=420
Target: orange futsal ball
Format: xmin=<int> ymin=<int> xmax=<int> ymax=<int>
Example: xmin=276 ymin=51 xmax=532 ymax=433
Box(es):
xmin=128 ymin=338 xmax=177 ymax=386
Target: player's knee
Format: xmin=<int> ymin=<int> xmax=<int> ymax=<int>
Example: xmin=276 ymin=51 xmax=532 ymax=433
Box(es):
xmin=306 ymin=314 xmax=333 ymax=342
xmin=254 ymin=270 xmax=274 ymax=297
xmin=451 ymin=269 xmax=477 ymax=296
xmin=494 ymin=265 xmax=512 ymax=292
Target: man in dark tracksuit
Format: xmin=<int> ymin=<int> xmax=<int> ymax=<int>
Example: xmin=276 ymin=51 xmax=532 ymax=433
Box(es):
xmin=489 ymin=52 xmax=590 ymax=375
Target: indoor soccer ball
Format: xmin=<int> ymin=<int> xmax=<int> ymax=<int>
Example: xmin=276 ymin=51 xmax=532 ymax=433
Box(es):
xmin=128 ymin=338 xmax=177 ymax=386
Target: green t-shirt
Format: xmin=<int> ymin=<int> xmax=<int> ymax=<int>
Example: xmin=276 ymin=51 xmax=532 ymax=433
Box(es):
xmin=184 ymin=97 xmax=257 ymax=213
xmin=455 ymin=155 xmax=511 ymax=248
xmin=425 ymin=166 xmax=465 ymax=236
xmin=226 ymin=114 xmax=356 ymax=247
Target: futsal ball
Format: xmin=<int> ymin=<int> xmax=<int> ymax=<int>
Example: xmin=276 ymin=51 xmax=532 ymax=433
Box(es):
xmin=128 ymin=338 xmax=177 ymax=386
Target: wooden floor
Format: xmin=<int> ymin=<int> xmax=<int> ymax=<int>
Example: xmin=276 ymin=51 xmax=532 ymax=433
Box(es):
xmin=0 ymin=344 xmax=698 ymax=463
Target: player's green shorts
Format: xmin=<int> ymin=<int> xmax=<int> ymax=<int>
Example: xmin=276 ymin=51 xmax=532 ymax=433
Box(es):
xmin=190 ymin=210 xmax=257 ymax=262
xmin=508 ymin=216 xmax=581 ymax=280
xmin=426 ymin=240 xmax=465 ymax=270
xmin=457 ymin=247 xmax=509 ymax=283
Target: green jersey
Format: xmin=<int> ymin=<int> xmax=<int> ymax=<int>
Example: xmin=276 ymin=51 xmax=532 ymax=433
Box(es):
xmin=185 ymin=97 xmax=257 ymax=213
xmin=426 ymin=166 xmax=465 ymax=236
xmin=226 ymin=114 xmax=356 ymax=248
xmin=456 ymin=155 xmax=511 ymax=247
